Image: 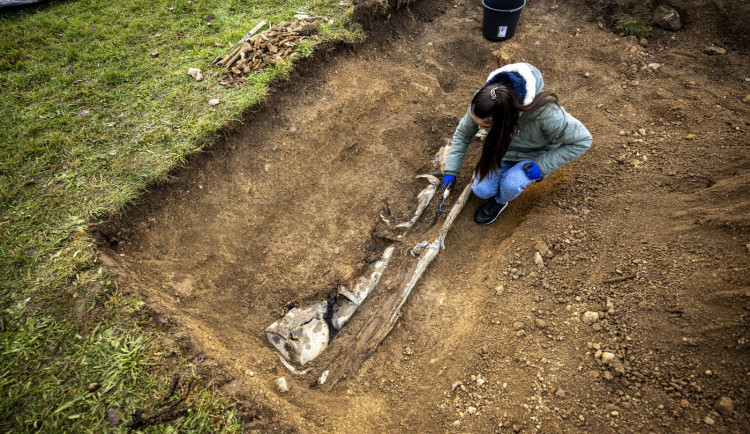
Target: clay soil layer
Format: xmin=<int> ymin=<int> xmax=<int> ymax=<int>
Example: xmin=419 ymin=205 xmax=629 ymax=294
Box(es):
xmin=99 ymin=0 xmax=749 ymax=431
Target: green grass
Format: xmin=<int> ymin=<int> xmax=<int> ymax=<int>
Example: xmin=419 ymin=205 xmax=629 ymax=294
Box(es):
xmin=0 ymin=0 xmax=362 ymax=430
xmin=613 ymin=16 xmax=652 ymax=39
xmin=1 ymin=282 xmax=241 ymax=432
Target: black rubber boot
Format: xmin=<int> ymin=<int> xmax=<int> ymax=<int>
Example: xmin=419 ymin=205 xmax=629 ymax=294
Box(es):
xmin=474 ymin=200 xmax=508 ymax=225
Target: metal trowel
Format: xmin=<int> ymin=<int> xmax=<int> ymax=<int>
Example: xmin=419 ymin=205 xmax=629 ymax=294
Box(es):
xmin=437 ymin=187 xmax=451 ymax=213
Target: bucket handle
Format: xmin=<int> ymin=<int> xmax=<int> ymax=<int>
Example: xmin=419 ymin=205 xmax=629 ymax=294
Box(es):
xmin=481 ymin=0 xmax=526 ymax=13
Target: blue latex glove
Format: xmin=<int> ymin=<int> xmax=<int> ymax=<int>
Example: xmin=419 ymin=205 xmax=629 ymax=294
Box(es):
xmin=522 ymin=162 xmax=542 ymax=181
xmin=442 ymin=174 xmax=456 ymax=190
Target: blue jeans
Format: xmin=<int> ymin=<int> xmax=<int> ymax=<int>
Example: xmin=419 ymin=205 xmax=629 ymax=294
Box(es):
xmin=471 ymin=161 xmax=536 ymax=204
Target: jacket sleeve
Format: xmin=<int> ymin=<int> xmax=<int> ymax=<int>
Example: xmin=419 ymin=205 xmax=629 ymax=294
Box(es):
xmin=445 ymin=106 xmax=479 ymax=176
xmin=535 ymin=105 xmax=592 ymax=177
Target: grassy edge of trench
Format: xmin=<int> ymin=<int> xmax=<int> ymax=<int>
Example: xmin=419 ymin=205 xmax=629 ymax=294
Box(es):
xmin=0 ymin=0 xmax=408 ymax=431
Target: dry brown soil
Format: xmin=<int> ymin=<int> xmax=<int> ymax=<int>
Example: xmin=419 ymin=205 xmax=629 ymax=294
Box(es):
xmin=99 ymin=0 xmax=749 ymax=431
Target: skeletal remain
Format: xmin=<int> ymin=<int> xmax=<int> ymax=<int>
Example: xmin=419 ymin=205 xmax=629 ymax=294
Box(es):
xmin=278 ymin=353 xmax=311 ymax=375
xmin=433 ymin=139 xmax=451 ymax=173
xmin=332 ymin=246 xmax=395 ymax=329
xmin=327 ymin=177 xmax=475 ymax=388
xmin=386 ymin=180 xmax=473 ymax=331
xmin=394 ymin=175 xmax=439 ymax=229
xmin=265 ymin=301 xmax=329 ymax=366
xmin=266 ymin=146 xmax=448 ymax=369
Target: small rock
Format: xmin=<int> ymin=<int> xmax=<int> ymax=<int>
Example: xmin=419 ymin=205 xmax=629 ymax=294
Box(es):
xmin=610 ymin=410 xmax=619 ymax=417
xmin=534 ymin=318 xmax=547 ymax=329
xmin=87 ymin=382 xmax=101 ymax=391
xmin=244 ymin=369 xmax=255 ymax=376
xmin=639 ymin=38 xmax=648 ymax=47
xmin=603 ymin=371 xmax=614 ymax=381
xmin=704 ymin=415 xmax=715 ymax=426
xmin=150 ymin=49 xmax=159 ymax=57
xmin=555 ymin=388 xmax=566 ymax=398
xmin=685 ymin=134 xmax=696 ymax=140
xmin=467 ymin=406 xmax=477 ymax=415
xmin=106 ymin=408 xmax=121 ymax=425
xmin=601 ymin=352 xmax=616 ymax=364
xmin=188 ymin=68 xmax=204 ymax=81
xmin=208 ymin=98 xmax=220 ymax=106
xmin=512 ymin=321 xmax=525 ymax=331
xmin=715 ymin=396 xmax=734 ymax=416
xmin=533 ymin=251 xmax=545 ymax=267
xmin=582 ymin=311 xmax=599 ymax=324
xmin=648 ymin=63 xmax=661 ymax=72
xmin=275 ymin=376 xmax=290 ymax=393
xmin=653 ymin=5 xmax=681 ymax=31
xmin=513 ymin=424 xmax=522 ymax=433
xmin=680 ymin=399 xmax=690 ymax=408
xmin=611 ymin=360 xmax=626 ymax=375
xmin=742 ymin=95 xmax=750 ymax=104
xmin=516 ymin=329 xmax=526 ymax=337
xmin=534 ymin=240 xmax=553 ymax=258
xmin=704 ymin=45 xmax=727 ymax=55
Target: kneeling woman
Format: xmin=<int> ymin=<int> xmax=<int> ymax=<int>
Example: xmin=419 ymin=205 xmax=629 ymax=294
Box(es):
xmin=443 ymin=63 xmax=593 ymax=225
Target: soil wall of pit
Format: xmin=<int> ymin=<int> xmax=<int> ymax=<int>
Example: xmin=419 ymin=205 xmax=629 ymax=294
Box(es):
xmin=98 ymin=0 xmax=749 ymax=431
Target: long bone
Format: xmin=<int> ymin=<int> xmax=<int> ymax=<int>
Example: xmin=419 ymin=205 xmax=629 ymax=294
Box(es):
xmin=326 ymin=176 xmax=475 ymax=388
xmin=264 ymin=173 xmax=442 ymax=369
xmin=394 ymin=174 xmax=439 ymax=229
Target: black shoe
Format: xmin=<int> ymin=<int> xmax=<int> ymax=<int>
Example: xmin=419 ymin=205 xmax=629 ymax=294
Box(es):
xmin=474 ymin=200 xmax=508 ymax=225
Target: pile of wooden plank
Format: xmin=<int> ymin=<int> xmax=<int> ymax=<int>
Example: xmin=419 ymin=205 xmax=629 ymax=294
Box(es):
xmin=216 ymin=19 xmax=318 ymax=88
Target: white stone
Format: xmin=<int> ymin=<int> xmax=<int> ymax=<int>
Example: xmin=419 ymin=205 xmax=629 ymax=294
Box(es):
xmin=534 ymin=251 xmax=545 ymax=267
xmin=601 ymin=352 xmax=616 ymax=364
xmin=275 ymin=376 xmax=290 ymax=393
xmin=187 ymin=68 xmax=204 ymax=81
xmin=582 ymin=311 xmax=600 ymax=324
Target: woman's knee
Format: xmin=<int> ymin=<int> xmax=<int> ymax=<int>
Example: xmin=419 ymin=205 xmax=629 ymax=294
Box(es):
xmin=471 ymin=180 xmax=497 ymax=199
xmin=497 ymin=163 xmax=534 ymax=202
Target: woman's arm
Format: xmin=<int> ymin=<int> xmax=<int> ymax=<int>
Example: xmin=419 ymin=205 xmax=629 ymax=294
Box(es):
xmin=535 ymin=105 xmax=592 ymax=177
xmin=445 ymin=106 xmax=480 ymax=176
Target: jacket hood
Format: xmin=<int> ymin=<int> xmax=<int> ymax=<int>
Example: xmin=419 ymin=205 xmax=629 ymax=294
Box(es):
xmin=485 ymin=63 xmax=543 ymax=106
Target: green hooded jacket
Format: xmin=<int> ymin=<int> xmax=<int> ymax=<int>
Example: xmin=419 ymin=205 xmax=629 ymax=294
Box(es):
xmin=445 ymin=63 xmax=592 ymax=178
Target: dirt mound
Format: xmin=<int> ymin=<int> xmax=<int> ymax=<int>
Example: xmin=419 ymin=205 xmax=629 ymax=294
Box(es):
xmin=98 ymin=0 xmax=749 ymax=431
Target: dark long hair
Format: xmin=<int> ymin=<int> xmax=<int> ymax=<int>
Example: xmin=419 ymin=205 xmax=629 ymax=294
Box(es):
xmin=472 ymin=85 xmax=558 ymax=180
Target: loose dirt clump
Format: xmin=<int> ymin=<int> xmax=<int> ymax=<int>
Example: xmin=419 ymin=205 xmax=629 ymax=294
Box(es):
xmin=98 ymin=0 xmax=749 ymax=431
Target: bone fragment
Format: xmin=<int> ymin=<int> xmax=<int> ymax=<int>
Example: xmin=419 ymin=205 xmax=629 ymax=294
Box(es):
xmin=332 ymin=246 xmax=395 ymax=329
xmin=265 ymin=301 xmax=329 ymax=366
xmin=327 ymin=177 xmax=475 ymax=388
xmin=386 ymin=180 xmax=473 ymax=326
xmin=433 ymin=139 xmax=451 ymax=173
xmin=394 ymin=175 xmax=439 ymax=229
xmin=278 ymin=353 xmax=311 ymax=375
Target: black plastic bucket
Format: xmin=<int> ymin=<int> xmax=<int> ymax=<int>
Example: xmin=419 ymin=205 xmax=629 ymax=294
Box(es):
xmin=482 ymin=0 xmax=526 ymax=41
